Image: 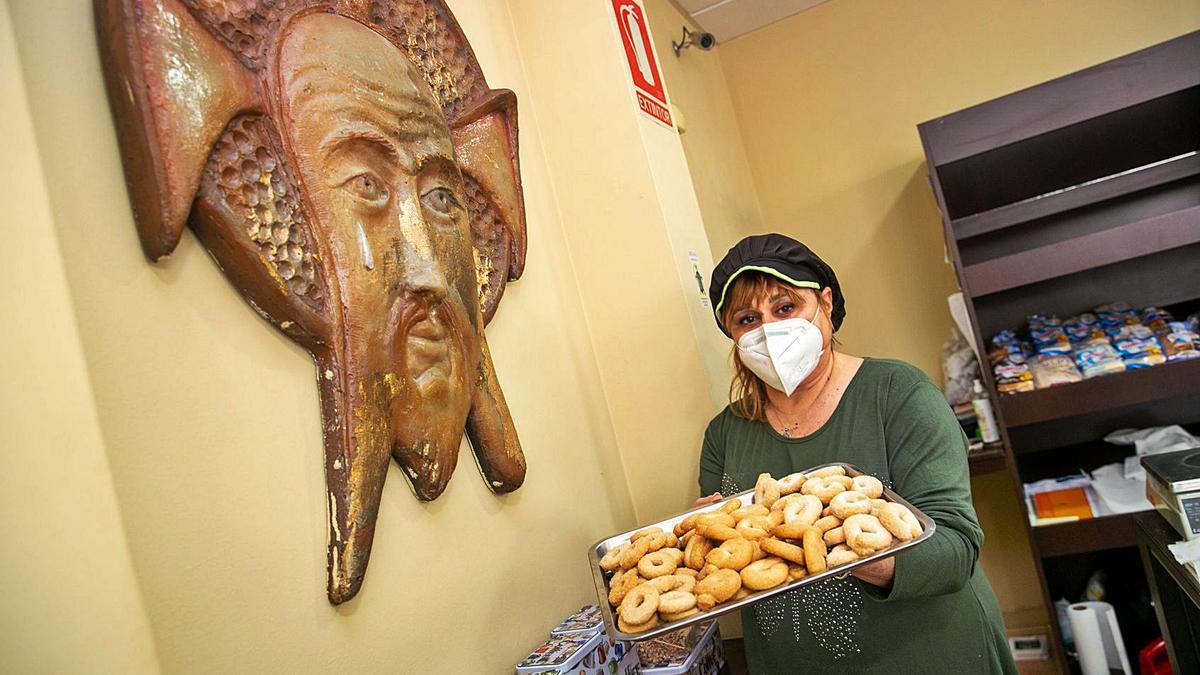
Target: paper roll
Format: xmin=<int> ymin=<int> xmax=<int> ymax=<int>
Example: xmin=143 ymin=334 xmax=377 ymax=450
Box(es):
xmin=1067 ymin=601 xmax=1131 ymax=675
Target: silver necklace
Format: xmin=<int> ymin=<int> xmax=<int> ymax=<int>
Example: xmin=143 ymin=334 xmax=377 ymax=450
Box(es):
xmin=770 ymin=407 xmax=805 ymax=438
xmin=770 ymin=353 xmax=836 ymax=438
xmin=779 ymin=417 xmax=803 ymax=438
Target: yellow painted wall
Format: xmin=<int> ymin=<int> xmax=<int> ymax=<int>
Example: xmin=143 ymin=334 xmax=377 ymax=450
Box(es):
xmin=0 ymin=2 xmax=160 ymax=670
xmin=970 ymin=472 xmax=1048 ymax=627
xmin=3 ymin=0 xmax=726 ymax=670
xmin=507 ymin=0 xmax=728 ymax=525
xmin=645 ymin=0 xmax=766 ymax=258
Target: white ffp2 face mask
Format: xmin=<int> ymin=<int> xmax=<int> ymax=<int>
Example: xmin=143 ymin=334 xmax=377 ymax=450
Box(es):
xmin=735 ymin=309 xmax=825 ymax=396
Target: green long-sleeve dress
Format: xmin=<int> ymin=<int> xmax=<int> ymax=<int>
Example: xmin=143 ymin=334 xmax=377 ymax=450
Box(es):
xmin=699 ymin=358 xmax=1017 ymax=674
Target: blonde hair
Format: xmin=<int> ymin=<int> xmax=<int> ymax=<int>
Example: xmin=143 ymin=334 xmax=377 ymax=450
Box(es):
xmin=720 ymin=273 xmax=832 ymax=421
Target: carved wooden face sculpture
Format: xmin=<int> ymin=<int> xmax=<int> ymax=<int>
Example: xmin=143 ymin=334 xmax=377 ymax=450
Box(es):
xmin=96 ymin=0 xmax=527 ymax=604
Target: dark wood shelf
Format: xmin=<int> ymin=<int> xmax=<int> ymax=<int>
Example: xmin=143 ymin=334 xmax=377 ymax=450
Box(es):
xmin=968 ymin=448 xmax=1007 ymax=476
xmin=969 ymin=246 xmax=1200 ymax=340
xmin=1033 ymin=511 xmax=1149 ymax=558
xmin=952 ymin=152 xmax=1200 ymax=240
xmin=1136 ymin=510 xmax=1200 ymax=673
xmin=999 ymin=357 xmax=1200 ymax=428
xmin=1012 ymin=438 xmax=1136 ymax=482
xmin=918 ymin=35 xmax=1200 ymax=167
xmin=1137 ymin=511 xmax=1200 ymax=608
xmin=963 ymin=204 xmax=1200 ymax=297
xmin=919 ymin=33 xmax=1200 ymax=675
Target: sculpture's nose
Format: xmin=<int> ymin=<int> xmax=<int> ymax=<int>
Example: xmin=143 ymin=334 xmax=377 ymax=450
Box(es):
xmin=396 ymin=200 xmax=451 ymax=304
xmin=402 ymin=254 xmax=450 ymax=304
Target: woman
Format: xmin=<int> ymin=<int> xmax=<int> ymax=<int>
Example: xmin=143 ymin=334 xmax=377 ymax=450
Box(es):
xmin=698 ymin=234 xmax=1015 ymax=674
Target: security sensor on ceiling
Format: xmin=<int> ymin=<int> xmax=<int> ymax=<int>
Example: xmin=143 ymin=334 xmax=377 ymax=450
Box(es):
xmin=672 ymin=26 xmax=716 ymax=56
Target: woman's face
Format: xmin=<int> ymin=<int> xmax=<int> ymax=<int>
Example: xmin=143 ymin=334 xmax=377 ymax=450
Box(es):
xmin=728 ymin=282 xmax=834 ymax=347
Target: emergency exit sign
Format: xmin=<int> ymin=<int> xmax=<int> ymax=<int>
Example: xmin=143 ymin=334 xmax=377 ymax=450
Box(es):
xmin=611 ymin=0 xmax=673 ymax=128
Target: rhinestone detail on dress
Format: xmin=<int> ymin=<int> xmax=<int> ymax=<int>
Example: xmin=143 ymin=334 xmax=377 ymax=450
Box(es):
xmin=724 ymin=471 xmax=866 ymax=659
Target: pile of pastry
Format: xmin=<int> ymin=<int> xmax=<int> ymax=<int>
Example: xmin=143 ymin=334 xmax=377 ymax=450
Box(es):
xmin=598 ymin=466 xmax=923 ymax=634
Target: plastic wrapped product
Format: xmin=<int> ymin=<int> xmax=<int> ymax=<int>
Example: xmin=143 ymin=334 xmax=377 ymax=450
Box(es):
xmin=1159 ymin=322 xmax=1200 ymax=362
xmin=990 ymin=330 xmax=1020 ymax=349
xmin=1029 ymin=315 xmax=1072 ymax=356
xmin=989 ymin=331 xmax=1035 ymax=393
xmin=1028 ymin=354 xmax=1083 ymax=388
xmin=1027 ymin=313 xmax=1063 ymax=328
xmin=1095 ymin=304 xmax=1140 ymax=335
xmin=637 ymin=621 xmax=722 ymax=674
xmin=988 ymin=331 xmax=1030 ymax=364
xmin=1064 ymin=313 xmax=1108 ymax=347
xmin=993 ymin=363 xmax=1036 ymax=393
xmin=1110 ymin=325 xmax=1166 ymax=369
xmin=941 ymin=328 xmax=980 ymax=405
xmin=1115 ymin=338 xmax=1166 ymax=368
xmin=1140 ymin=307 xmax=1175 ymax=333
xmin=1074 ymin=343 xmax=1127 ymax=379
xmin=1094 ymin=302 xmax=1133 ymax=314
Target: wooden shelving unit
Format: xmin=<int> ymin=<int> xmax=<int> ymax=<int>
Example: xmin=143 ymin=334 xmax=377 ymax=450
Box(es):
xmin=1002 ymin=357 xmax=1200 ymax=452
xmin=968 ymin=447 xmax=1008 ymax=476
xmin=1032 ymin=513 xmax=1144 ymax=558
xmin=963 ymin=205 xmax=1200 ymax=297
xmin=1000 ymin=358 xmax=1200 ymax=428
xmin=918 ymin=30 xmax=1200 ymax=674
xmin=952 ymin=152 xmax=1200 ymax=240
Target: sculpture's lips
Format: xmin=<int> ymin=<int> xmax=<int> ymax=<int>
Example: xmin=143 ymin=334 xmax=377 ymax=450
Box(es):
xmin=409 ymin=315 xmax=447 ymax=340
xmin=406 ymin=318 xmax=450 ymax=378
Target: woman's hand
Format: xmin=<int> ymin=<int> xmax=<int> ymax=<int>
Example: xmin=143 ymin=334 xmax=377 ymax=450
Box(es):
xmin=850 ymin=556 xmax=895 ymax=588
xmin=693 ymin=492 xmax=723 ymax=508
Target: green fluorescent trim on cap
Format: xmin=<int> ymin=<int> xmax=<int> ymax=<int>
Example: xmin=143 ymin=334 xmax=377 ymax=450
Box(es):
xmin=714 ymin=265 xmax=821 ymax=319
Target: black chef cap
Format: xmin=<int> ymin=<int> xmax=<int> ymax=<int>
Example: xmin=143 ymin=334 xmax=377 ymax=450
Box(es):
xmin=709 ymin=233 xmax=846 ymax=337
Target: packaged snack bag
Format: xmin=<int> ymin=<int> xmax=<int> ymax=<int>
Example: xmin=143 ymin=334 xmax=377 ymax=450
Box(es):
xmin=1110 ymin=325 xmax=1166 ymax=369
xmin=1159 ymin=322 xmax=1200 ymax=362
xmin=1140 ymin=307 xmax=1175 ymax=333
xmin=1074 ymin=343 xmax=1126 ymax=379
xmin=1095 ymin=303 xmax=1140 ymax=335
xmin=991 ymin=330 xmax=1019 ymax=348
xmin=1064 ymin=313 xmax=1107 ymax=347
xmin=989 ymin=331 xmax=1034 ymax=393
xmin=1029 ymin=314 xmax=1072 ymax=356
xmin=1028 ymin=354 xmax=1083 ymax=388
xmin=1027 ymin=314 xmax=1062 ymax=328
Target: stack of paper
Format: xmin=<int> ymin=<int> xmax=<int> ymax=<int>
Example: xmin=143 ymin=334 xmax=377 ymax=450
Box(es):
xmin=1024 ymin=475 xmax=1103 ymax=525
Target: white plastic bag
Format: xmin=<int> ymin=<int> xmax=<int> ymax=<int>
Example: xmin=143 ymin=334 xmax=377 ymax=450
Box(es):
xmin=941 ymin=327 xmax=980 ymax=405
xmin=1104 ymin=426 xmax=1200 ymax=480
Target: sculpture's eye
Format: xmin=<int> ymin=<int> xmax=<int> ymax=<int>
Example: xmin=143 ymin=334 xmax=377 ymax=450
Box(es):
xmin=420 ymin=186 xmax=462 ymax=219
xmin=343 ymin=173 xmax=389 ymax=208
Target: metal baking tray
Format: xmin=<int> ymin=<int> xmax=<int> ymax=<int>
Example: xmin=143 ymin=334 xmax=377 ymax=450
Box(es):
xmin=587 ymin=463 xmax=936 ymax=641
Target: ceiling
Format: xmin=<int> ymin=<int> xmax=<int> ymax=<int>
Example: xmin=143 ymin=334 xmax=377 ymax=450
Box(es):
xmin=672 ymin=0 xmax=831 ymax=44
